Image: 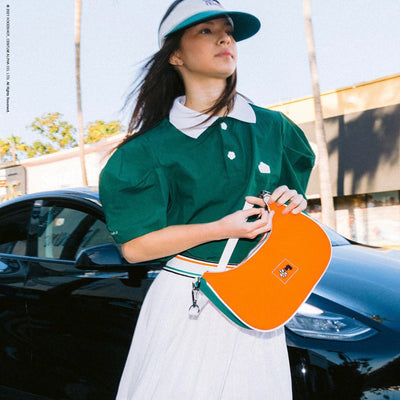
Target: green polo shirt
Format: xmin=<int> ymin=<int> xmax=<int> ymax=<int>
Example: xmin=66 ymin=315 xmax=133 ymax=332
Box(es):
xmin=99 ymin=105 xmax=315 ymax=264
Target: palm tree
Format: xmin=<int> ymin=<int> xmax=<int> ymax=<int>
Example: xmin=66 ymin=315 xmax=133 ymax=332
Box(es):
xmin=6 ymin=136 xmax=26 ymax=163
xmin=75 ymin=0 xmax=88 ymax=186
xmin=0 ymin=139 xmax=10 ymax=162
xmin=302 ymin=0 xmax=336 ymax=229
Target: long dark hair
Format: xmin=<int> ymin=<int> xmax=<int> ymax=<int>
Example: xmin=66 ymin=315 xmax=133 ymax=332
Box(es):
xmin=118 ymin=3 xmax=237 ymax=148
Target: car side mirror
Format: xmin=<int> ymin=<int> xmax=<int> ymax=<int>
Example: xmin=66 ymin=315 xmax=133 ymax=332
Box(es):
xmin=75 ymin=243 xmax=123 ymax=269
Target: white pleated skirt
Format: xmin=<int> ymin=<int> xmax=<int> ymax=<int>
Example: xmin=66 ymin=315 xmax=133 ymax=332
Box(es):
xmin=116 ymin=258 xmax=292 ymax=400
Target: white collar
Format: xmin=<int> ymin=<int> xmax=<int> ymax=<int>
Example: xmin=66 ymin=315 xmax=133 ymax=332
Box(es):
xmin=169 ymin=94 xmax=256 ymax=139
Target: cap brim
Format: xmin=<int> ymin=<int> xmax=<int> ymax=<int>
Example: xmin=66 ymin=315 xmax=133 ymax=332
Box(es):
xmin=166 ymin=10 xmax=261 ymax=43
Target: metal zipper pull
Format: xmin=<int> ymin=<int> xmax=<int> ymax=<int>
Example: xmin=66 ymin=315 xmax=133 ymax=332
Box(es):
xmin=259 ymin=190 xmax=271 ymax=212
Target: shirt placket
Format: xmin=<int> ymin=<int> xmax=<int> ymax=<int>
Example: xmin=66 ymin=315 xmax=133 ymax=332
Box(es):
xmin=219 ymin=119 xmax=242 ymax=178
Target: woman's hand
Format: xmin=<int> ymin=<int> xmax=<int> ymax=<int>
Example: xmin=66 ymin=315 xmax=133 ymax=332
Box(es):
xmin=122 ymin=200 xmax=273 ymax=263
xmin=268 ymin=185 xmax=307 ymax=215
xmin=121 ymin=189 xmax=305 ymax=263
xmin=215 ymin=196 xmax=274 ymax=240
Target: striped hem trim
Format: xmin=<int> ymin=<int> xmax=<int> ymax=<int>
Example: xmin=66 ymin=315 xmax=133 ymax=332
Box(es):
xmin=163 ymin=265 xmax=202 ymax=278
xmin=175 ymin=254 xmax=236 ymax=270
xmin=164 ymin=254 xmax=236 ymax=277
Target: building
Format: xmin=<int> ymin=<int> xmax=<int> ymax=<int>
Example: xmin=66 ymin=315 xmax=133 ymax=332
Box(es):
xmin=0 ymin=134 xmax=121 ymax=203
xmin=20 ymin=134 xmax=124 ymax=194
xmin=268 ymin=74 xmax=400 ymax=248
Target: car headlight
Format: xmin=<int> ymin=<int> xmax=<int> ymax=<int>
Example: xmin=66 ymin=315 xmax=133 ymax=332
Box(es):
xmin=286 ymin=303 xmax=377 ymax=341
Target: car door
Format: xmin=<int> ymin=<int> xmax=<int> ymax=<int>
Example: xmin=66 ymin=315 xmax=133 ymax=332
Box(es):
xmin=24 ymin=196 xmax=156 ymax=400
xmin=0 ymin=198 xmax=36 ymax=392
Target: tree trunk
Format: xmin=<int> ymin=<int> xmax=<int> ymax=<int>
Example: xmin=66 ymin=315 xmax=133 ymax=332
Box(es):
xmin=75 ymin=0 xmax=88 ymax=186
xmin=302 ymin=0 xmax=336 ymax=229
xmin=11 ymin=142 xmax=16 ymax=163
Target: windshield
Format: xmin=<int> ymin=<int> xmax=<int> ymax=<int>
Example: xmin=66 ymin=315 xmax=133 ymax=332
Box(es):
xmin=322 ymin=224 xmax=351 ymax=247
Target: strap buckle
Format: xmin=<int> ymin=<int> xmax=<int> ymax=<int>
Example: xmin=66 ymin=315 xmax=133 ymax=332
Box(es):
xmin=188 ymin=278 xmax=201 ymax=317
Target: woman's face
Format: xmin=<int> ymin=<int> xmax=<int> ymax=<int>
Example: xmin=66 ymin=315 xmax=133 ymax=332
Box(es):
xmin=169 ymin=17 xmax=237 ymax=83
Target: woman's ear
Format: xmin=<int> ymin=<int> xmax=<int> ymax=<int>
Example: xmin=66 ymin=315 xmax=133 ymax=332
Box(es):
xmin=169 ymin=50 xmax=183 ymax=66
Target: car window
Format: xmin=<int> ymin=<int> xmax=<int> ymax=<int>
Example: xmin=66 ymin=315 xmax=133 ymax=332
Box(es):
xmin=0 ymin=202 xmax=33 ymax=255
xmin=37 ymin=204 xmax=115 ymax=261
xmin=322 ymin=224 xmax=351 ymax=247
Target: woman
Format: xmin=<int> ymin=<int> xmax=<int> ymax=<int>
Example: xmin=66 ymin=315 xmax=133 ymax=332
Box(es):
xmin=100 ymin=1 xmax=315 ymax=399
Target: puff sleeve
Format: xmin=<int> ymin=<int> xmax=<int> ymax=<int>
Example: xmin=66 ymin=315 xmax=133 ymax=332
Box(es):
xmin=99 ymin=139 xmax=170 ymax=245
xmin=278 ymin=113 xmax=315 ymax=196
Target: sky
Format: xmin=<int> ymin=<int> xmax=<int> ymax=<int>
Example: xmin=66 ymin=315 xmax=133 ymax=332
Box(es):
xmin=1 ymin=0 xmax=400 ymax=145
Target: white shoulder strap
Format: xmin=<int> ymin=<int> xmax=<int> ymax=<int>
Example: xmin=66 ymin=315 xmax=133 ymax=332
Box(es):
xmin=216 ymin=191 xmax=271 ymax=272
xmin=216 ymin=200 xmax=254 ymax=272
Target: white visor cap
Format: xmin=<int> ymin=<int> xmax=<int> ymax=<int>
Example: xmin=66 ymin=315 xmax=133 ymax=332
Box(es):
xmin=158 ymin=0 xmax=261 ymax=48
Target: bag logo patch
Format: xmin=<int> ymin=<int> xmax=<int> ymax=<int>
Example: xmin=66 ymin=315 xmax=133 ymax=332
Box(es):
xmin=272 ymin=259 xmax=299 ymax=284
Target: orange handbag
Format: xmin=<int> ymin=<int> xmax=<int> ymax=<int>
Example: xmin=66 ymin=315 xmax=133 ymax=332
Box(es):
xmin=196 ymin=199 xmax=332 ymax=331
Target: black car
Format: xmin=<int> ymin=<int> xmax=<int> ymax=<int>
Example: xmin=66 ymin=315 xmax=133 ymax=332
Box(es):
xmin=0 ymin=188 xmax=399 ymax=400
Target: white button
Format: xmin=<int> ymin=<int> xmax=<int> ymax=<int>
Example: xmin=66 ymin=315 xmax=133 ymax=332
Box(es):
xmin=227 ymin=151 xmax=236 ymax=160
xmin=221 ymin=122 xmax=228 ymax=130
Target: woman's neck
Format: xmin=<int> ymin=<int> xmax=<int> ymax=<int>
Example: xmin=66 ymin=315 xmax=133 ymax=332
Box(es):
xmin=183 ymin=79 xmax=227 ymax=116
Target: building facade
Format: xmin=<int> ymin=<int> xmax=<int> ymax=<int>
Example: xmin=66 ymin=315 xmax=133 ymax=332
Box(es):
xmin=0 ymin=134 xmax=123 ymax=202
xmin=269 ymin=74 xmax=400 ymax=248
